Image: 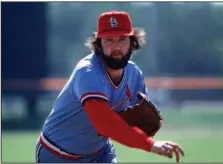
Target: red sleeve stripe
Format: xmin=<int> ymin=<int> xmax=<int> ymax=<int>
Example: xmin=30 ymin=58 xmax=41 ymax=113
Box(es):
xmin=80 ymin=92 xmax=108 ymax=103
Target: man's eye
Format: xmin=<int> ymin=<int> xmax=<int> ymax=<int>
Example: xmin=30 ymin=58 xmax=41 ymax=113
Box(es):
xmin=106 ymin=40 xmax=113 ymax=43
xmin=120 ymin=38 xmax=127 ymax=43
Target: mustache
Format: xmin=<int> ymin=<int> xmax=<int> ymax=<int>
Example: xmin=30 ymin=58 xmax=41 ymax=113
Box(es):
xmin=111 ymin=50 xmax=124 ymax=56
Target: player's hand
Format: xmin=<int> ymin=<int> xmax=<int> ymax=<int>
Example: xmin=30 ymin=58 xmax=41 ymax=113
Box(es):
xmin=151 ymin=141 xmax=185 ymax=163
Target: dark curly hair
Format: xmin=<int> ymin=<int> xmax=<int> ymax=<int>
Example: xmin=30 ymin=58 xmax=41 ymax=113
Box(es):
xmin=84 ymin=28 xmax=146 ymax=54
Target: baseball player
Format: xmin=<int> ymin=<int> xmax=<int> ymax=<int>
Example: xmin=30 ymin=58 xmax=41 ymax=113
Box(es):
xmin=35 ymin=10 xmax=185 ymax=163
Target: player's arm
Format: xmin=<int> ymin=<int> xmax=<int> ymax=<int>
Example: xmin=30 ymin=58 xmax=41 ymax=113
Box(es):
xmin=83 ymin=98 xmax=154 ymax=152
xmin=74 ymin=67 xmax=154 ymax=152
xmin=74 ymin=67 xmax=184 ymax=161
xmin=84 ymin=98 xmax=185 ymax=162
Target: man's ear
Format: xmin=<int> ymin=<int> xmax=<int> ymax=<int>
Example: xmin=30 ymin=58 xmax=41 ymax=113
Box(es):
xmin=130 ymin=37 xmax=140 ymax=51
xmin=95 ymin=39 xmax=103 ymax=53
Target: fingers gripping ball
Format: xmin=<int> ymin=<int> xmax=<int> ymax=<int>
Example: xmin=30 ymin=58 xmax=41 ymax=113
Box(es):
xmin=118 ymin=92 xmax=163 ymax=137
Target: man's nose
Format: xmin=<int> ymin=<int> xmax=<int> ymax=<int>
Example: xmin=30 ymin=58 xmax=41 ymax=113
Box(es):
xmin=112 ymin=47 xmax=121 ymax=52
xmin=113 ymin=42 xmax=122 ymax=49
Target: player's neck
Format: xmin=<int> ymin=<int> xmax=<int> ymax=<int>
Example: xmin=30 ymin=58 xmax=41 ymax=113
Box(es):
xmin=105 ymin=67 xmax=124 ymax=84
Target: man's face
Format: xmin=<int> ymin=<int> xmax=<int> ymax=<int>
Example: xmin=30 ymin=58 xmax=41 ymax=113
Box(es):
xmin=101 ymin=36 xmax=130 ymax=58
xmin=100 ymin=36 xmax=132 ymax=70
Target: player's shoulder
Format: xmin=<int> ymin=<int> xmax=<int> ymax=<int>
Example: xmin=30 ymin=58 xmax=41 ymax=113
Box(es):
xmin=75 ymin=53 xmax=95 ymax=69
xmin=73 ymin=53 xmax=103 ymax=78
xmin=127 ymin=60 xmax=143 ymax=76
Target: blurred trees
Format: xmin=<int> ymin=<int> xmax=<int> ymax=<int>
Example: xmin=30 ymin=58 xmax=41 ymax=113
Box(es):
xmin=156 ymin=3 xmax=223 ymax=76
xmin=47 ymin=2 xmax=223 ymax=77
xmin=3 ymin=2 xmax=223 ymax=130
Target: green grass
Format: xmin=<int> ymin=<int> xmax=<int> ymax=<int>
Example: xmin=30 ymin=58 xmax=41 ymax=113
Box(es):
xmin=2 ymin=129 xmax=223 ymax=162
xmin=114 ymin=126 xmax=223 ymax=162
xmin=2 ymin=109 xmax=223 ymax=162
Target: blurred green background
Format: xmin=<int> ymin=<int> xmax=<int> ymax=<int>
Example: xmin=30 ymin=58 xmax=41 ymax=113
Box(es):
xmin=3 ymin=108 xmax=223 ymax=162
xmin=2 ymin=2 xmax=223 ymax=163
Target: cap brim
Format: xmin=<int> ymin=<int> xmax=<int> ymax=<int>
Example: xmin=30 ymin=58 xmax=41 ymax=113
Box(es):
xmin=96 ymin=30 xmax=134 ymax=38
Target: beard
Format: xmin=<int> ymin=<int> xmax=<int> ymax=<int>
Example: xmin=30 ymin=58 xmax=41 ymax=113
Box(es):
xmin=98 ymin=48 xmax=132 ymax=70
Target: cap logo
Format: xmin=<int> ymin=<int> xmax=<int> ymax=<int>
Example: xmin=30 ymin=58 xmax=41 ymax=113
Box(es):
xmin=109 ymin=17 xmax=118 ymax=28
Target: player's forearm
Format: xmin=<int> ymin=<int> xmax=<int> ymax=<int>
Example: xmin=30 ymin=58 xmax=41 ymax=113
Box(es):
xmin=83 ymin=99 xmax=155 ymax=152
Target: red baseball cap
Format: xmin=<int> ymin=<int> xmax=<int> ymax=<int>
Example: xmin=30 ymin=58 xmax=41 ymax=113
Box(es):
xmin=96 ymin=10 xmax=134 ymax=38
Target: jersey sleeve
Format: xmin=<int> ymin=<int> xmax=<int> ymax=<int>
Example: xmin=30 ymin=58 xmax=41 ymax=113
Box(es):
xmin=137 ymin=69 xmax=150 ymax=101
xmin=141 ymin=76 xmax=150 ymax=98
xmin=74 ymin=67 xmax=109 ymax=104
xmin=135 ymin=70 xmax=150 ymax=103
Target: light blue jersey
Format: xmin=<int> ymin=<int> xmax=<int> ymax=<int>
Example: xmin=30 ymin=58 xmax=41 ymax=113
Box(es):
xmin=41 ymin=53 xmax=148 ymax=155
